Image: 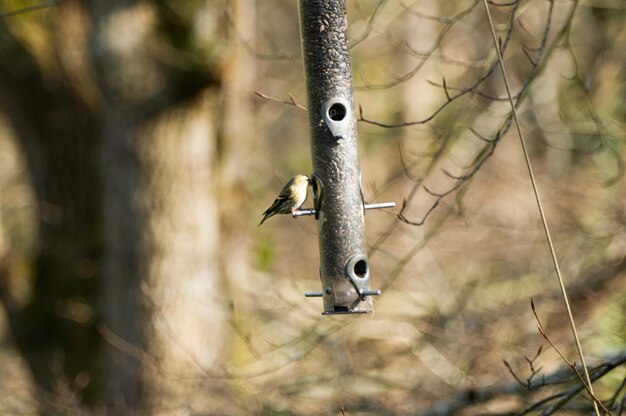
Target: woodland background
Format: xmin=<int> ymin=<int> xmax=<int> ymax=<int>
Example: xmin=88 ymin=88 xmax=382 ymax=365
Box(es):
xmin=0 ymin=0 xmax=625 ymax=415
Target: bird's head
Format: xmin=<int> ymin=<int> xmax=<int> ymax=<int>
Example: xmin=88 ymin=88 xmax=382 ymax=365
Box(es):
xmin=294 ymin=174 xmax=310 ymax=186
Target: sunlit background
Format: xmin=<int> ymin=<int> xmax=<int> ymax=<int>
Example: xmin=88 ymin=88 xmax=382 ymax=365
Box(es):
xmin=0 ymin=0 xmax=625 ymax=414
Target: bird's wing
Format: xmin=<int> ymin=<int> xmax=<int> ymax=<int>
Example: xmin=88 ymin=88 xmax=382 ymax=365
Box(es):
xmin=276 ymin=178 xmax=296 ymax=200
xmin=261 ymin=197 xmax=281 ymax=216
xmin=261 ymin=178 xmax=297 ymax=217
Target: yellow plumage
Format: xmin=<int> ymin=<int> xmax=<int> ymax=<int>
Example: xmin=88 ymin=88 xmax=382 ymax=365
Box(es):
xmin=258 ymin=175 xmax=310 ymax=226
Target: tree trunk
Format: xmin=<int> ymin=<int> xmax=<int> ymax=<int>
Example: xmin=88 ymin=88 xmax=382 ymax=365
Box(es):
xmin=218 ymin=0 xmax=257 ymax=315
xmin=89 ymin=1 xmax=226 ymax=412
xmin=98 ymin=95 xmax=225 ymax=412
xmin=0 ymin=12 xmax=103 ymax=407
xmin=0 ymin=1 xmax=228 ymax=413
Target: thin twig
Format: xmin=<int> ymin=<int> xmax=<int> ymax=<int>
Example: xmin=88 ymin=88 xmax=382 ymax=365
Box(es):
xmin=0 ymin=0 xmax=63 ymax=18
xmin=504 ymin=359 xmax=528 ymax=388
xmin=531 ymin=300 xmax=611 ymax=415
xmin=351 ymin=0 xmax=386 ymax=48
xmin=480 ymin=1 xmax=601 ymax=415
xmin=254 ymin=91 xmax=307 ymax=111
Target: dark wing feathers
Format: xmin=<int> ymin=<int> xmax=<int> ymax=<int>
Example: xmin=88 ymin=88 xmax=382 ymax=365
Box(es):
xmin=262 ymin=196 xmax=283 ymax=216
xmin=258 ymin=177 xmax=300 ymax=226
xmin=276 ymin=178 xmax=296 ymax=199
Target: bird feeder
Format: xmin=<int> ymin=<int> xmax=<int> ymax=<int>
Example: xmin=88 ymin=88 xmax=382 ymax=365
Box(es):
xmin=296 ymin=0 xmax=395 ymax=315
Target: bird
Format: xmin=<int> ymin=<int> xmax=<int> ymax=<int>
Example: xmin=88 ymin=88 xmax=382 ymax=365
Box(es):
xmin=258 ymin=174 xmax=310 ymax=226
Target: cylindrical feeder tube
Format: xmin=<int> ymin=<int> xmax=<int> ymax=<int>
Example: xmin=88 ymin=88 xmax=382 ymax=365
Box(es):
xmin=298 ymin=0 xmax=372 ymax=313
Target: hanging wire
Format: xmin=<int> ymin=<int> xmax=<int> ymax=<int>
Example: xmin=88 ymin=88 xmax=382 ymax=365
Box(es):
xmin=479 ymin=1 xmax=601 ymax=415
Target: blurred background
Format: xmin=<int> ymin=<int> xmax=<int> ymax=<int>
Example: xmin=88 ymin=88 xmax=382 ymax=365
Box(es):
xmin=0 ymin=0 xmax=625 ymax=414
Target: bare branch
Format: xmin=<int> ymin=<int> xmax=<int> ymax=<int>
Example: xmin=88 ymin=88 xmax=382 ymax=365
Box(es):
xmin=503 ymin=359 xmax=528 ymax=388
xmin=531 ymin=299 xmax=612 ymax=415
xmin=0 ymin=0 xmax=63 ymax=18
xmin=254 ymin=91 xmax=307 ymax=111
xmin=351 ymin=0 xmax=386 ymax=48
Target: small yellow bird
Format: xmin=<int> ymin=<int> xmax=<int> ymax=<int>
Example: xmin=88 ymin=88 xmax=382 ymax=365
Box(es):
xmin=258 ymin=175 xmax=310 ymax=226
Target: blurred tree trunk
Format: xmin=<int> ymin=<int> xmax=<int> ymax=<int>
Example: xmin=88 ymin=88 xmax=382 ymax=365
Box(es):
xmin=0 ymin=7 xmax=103 ymax=405
xmin=88 ymin=1 xmax=226 ymax=412
xmin=98 ymin=95 xmax=225 ymax=412
xmin=218 ymin=0 xmax=257 ymax=313
xmin=0 ymin=0 xmax=231 ymax=413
